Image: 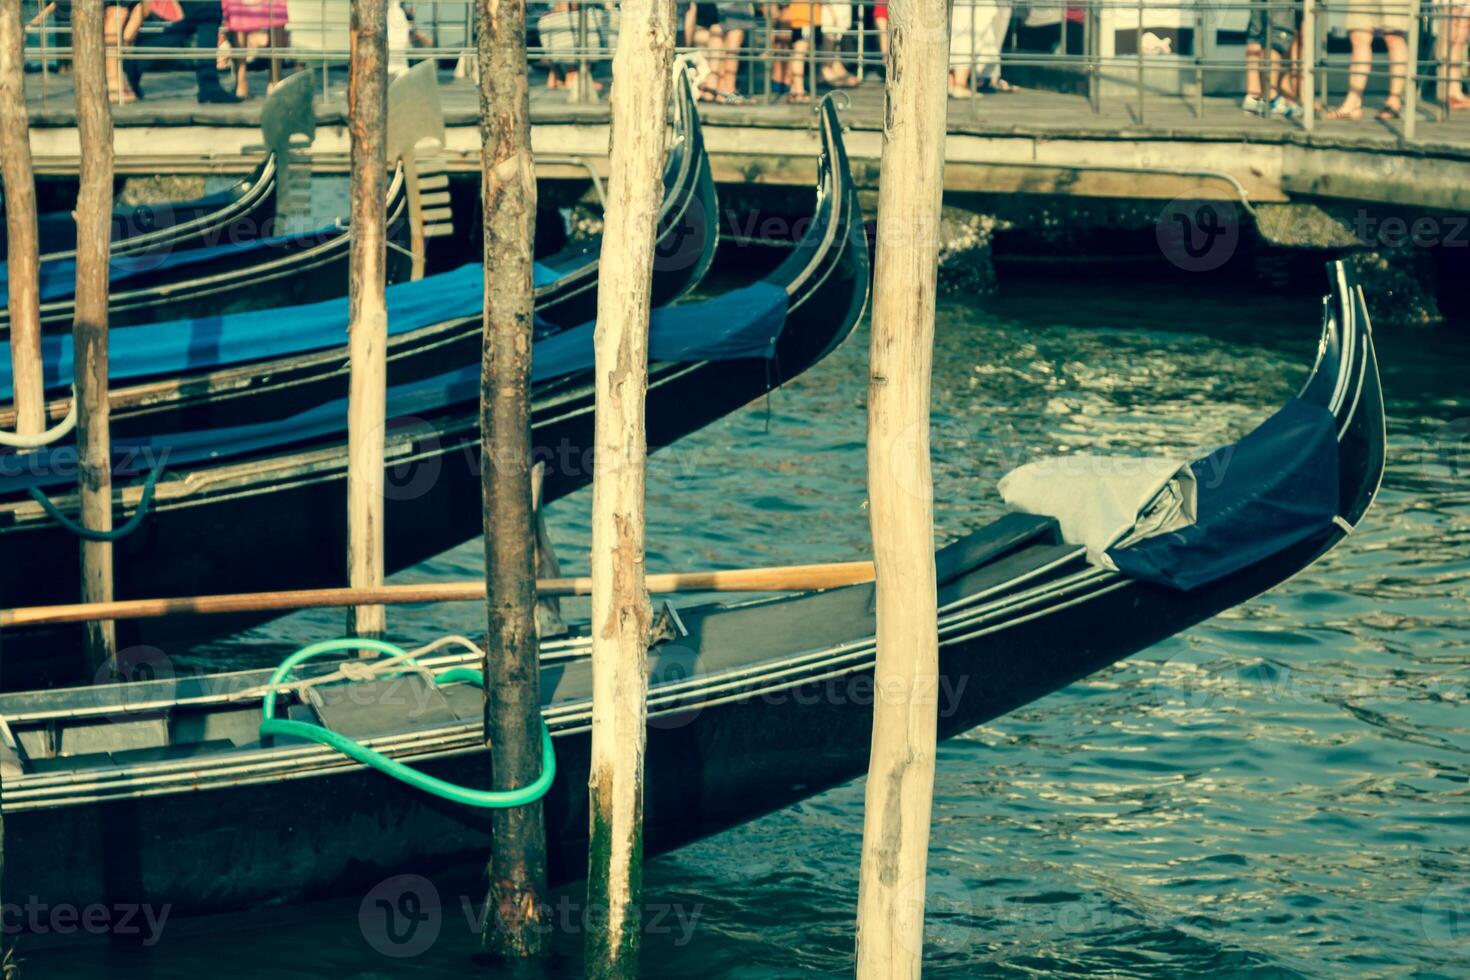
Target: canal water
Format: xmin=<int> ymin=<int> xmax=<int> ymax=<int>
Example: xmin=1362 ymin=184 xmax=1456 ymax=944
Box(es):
xmin=21 ymin=263 xmax=1470 ymax=977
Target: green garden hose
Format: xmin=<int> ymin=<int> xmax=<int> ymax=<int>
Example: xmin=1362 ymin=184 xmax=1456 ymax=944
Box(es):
xmin=259 ymin=638 xmax=555 ymax=809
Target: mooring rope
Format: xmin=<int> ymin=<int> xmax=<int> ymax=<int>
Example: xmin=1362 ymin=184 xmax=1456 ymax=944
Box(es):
xmin=0 ymin=387 xmax=79 ymax=449
xmin=26 ymin=455 xmax=167 ymax=542
xmin=258 ymin=636 xmax=556 ymax=809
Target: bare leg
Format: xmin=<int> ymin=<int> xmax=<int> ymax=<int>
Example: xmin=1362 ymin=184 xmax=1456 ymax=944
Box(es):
xmin=103 ymin=5 xmax=136 ymax=103
xmin=1328 ymin=30 xmax=1373 ymax=117
xmin=719 ymin=27 xmax=745 ymax=94
xmin=876 ymin=14 xmax=887 ymax=59
xmin=232 ymin=31 xmax=250 ymax=98
xmin=1451 ymin=8 xmax=1470 ymax=105
xmin=788 ymin=36 xmax=809 ymax=99
xmin=1380 ymin=31 xmax=1408 ymax=116
xmin=1281 ymin=34 xmax=1301 ymax=102
xmin=1244 ymin=40 xmax=1264 ymax=100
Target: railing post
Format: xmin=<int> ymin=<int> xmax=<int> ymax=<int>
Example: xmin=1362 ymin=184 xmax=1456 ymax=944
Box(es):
xmin=576 ymin=1 xmax=591 ymax=103
xmin=1403 ymin=0 xmax=1421 ymax=139
xmin=1087 ymin=0 xmax=1101 ymax=111
xmin=1194 ymin=0 xmax=1204 ymax=118
xmin=1301 ymin=0 xmax=1316 ymax=129
xmin=1136 ymin=0 xmax=1145 ymax=122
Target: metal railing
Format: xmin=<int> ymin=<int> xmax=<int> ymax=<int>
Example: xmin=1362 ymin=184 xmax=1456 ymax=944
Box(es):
xmin=17 ymin=0 xmax=1470 ymax=141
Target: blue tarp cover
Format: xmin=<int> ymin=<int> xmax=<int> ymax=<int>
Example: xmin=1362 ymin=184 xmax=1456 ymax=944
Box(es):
xmin=1 ymin=280 xmax=789 ymax=494
xmin=0 ymin=261 xmax=563 ymax=400
xmin=1 ymin=224 xmax=345 ymax=303
xmin=1107 ymin=397 xmax=1340 ymax=591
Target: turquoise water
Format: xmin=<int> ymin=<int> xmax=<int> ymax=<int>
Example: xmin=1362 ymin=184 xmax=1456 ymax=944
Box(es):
xmin=21 ymin=271 xmax=1470 ymax=977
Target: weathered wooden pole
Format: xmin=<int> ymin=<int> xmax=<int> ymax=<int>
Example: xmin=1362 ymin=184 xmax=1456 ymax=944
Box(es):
xmin=345 ymin=0 xmax=390 ymax=639
xmin=584 ymin=2 xmax=676 ymax=975
xmin=71 ymin=0 xmax=117 ymax=671
xmin=854 ymin=0 xmax=950 ymax=973
xmin=1 ymin=0 xmax=45 ymax=441
xmin=476 ymin=0 xmax=550 ymax=957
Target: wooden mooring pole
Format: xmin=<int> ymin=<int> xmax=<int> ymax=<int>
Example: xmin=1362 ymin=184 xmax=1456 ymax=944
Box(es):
xmin=71 ymin=0 xmax=117 ymax=672
xmin=585 ymin=2 xmax=676 ymax=975
xmin=1 ymin=0 xmax=44 ymax=441
xmin=477 ymin=0 xmax=550 ymax=956
xmin=345 ymin=0 xmax=390 ymax=639
xmin=854 ymin=0 xmax=950 ymax=972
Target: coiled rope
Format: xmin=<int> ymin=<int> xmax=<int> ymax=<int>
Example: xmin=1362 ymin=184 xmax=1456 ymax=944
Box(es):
xmin=258 ymin=636 xmax=555 ymax=809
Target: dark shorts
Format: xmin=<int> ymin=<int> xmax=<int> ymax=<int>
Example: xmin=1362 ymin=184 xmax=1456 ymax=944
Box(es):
xmin=1246 ymin=4 xmax=1297 ymax=54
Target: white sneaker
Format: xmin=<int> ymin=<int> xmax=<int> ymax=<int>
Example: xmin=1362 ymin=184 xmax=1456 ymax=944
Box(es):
xmin=1269 ymin=96 xmax=1301 ymax=119
xmin=1241 ymin=94 xmax=1267 ymax=114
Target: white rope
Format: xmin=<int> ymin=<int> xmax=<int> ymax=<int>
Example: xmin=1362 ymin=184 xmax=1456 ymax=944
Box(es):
xmin=0 ymin=386 xmax=79 ymax=449
xmin=227 ymin=633 xmax=488 ymax=704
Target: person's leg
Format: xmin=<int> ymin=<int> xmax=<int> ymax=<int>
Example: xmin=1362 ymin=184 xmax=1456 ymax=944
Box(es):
xmin=1380 ymin=30 xmax=1408 ymax=115
xmin=232 ymin=31 xmax=250 ymax=98
xmin=185 ymin=0 xmax=237 ymax=99
xmin=1328 ymin=29 xmax=1373 ymax=116
xmin=788 ymin=34 xmax=810 ymax=98
xmin=1244 ymin=41 xmax=1264 ymax=101
xmin=976 ymin=1 xmax=1009 ymax=88
xmin=1451 ymin=7 xmax=1470 ymax=103
xmin=1282 ymin=33 xmax=1301 ymax=102
xmin=104 ymin=4 xmax=135 ymax=102
xmin=876 ymin=13 xmax=888 ymax=58
xmin=719 ymin=27 xmax=745 ymax=93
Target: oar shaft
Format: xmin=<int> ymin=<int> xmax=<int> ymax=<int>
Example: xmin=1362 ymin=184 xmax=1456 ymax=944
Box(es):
xmin=0 ymin=561 xmax=875 ymax=628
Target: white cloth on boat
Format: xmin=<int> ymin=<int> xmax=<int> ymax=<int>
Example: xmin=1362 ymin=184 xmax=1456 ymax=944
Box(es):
xmin=997 ymin=454 xmax=1198 ymax=568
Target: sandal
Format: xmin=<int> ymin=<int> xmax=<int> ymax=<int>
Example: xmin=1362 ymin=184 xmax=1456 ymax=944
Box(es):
xmin=786 ymin=90 xmax=811 ymax=104
xmin=1376 ymin=99 xmax=1402 ymax=121
xmin=1324 ymin=103 xmax=1363 ymax=120
xmin=982 ymin=78 xmax=1019 ymax=94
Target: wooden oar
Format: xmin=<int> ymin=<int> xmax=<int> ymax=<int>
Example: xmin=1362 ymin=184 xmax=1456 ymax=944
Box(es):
xmin=0 ymin=561 xmax=876 ymax=629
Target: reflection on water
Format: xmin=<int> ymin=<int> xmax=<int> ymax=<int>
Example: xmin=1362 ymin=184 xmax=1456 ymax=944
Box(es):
xmin=25 ymin=273 xmax=1470 ymax=977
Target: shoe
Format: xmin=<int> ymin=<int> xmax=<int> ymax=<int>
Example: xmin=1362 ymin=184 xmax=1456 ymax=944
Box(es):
xmin=1240 ymin=94 xmax=1266 ymax=115
xmin=124 ymin=65 xmax=144 ymax=100
xmin=198 ymin=85 xmax=243 ymax=104
xmin=1268 ymin=96 xmax=1300 ymax=119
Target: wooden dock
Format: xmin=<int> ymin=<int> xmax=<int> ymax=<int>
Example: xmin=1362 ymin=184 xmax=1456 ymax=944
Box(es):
xmin=23 ymin=67 xmax=1470 ymax=210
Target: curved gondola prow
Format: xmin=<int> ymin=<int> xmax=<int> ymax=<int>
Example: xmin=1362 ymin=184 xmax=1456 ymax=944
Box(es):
xmin=1297 ymin=261 xmax=1387 ymax=530
xmin=774 ymin=95 xmax=869 ymax=349
xmin=662 ymin=63 xmax=719 ymax=294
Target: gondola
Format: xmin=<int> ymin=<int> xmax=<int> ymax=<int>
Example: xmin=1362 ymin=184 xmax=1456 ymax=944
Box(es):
xmin=0 ymin=95 xmax=865 ymax=681
xmin=0 ymin=174 xmax=414 ymax=336
xmin=4 ymin=156 xmax=281 ymax=267
xmin=0 ymin=67 xmax=717 ymax=434
xmin=0 ymin=71 xmax=320 ymax=266
xmin=0 ymin=261 xmax=1383 ymax=930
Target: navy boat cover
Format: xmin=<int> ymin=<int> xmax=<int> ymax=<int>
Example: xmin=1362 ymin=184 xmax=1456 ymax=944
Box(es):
xmin=1 ymin=261 xmax=563 ymax=399
xmin=0 ymin=280 xmax=790 ymax=494
xmin=1107 ymin=398 xmax=1341 ymax=590
xmin=2 ymin=224 xmax=345 ymax=303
